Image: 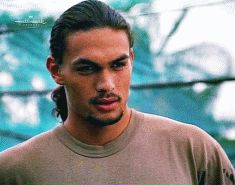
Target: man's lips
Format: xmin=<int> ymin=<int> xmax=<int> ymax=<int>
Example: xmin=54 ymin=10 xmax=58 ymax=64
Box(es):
xmin=94 ymin=97 xmax=119 ymax=104
xmin=93 ymin=98 xmax=119 ymax=112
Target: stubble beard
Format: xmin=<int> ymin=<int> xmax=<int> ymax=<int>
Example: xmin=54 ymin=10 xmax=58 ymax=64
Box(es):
xmin=86 ymin=92 xmax=125 ymax=126
xmin=85 ymin=110 xmax=124 ymax=127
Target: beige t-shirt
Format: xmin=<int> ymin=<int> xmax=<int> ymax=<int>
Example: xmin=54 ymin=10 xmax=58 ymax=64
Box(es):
xmin=0 ymin=109 xmax=234 ymax=184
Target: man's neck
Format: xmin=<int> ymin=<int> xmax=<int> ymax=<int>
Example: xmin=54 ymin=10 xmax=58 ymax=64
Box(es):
xmin=63 ymin=108 xmax=132 ymax=146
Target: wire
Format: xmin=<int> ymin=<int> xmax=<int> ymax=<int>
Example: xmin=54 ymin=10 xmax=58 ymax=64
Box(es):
xmin=1 ymin=0 xmax=235 ymax=35
xmin=156 ymin=9 xmax=188 ymax=56
xmin=0 ymin=89 xmax=52 ymax=97
xmin=127 ymin=0 xmax=235 ymax=17
xmin=131 ymin=77 xmax=235 ymax=90
xmin=0 ymin=129 xmax=31 ymax=141
xmin=0 ymin=77 xmax=235 ymax=97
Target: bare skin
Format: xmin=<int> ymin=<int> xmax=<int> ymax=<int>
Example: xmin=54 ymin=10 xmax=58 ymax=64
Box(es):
xmin=47 ymin=27 xmax=134 ymax=145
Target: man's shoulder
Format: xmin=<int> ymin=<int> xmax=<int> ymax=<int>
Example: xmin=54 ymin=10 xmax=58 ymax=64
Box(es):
xmin=135 ymin=110 xmax=229 ymax=164
xmin=136 ymin=110 xmax=200 ymax=131
xmin=0 ymin=127 xmax=56 ymax=165
xmin=135 ymin=110 xmax=218 ymax=146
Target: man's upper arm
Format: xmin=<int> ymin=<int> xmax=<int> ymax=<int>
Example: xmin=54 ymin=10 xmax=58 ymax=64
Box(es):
xmin=193 ymin=128 xmax=235 ymax=185
xmin=207 ymin=142 xmax=235 ymax=185
xmin=0 ymin=148 xmax=26 ymax=185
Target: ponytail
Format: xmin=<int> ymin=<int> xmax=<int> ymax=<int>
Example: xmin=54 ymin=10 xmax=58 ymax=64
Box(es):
xmin=51 ymin=86 xmax=68 ymax=122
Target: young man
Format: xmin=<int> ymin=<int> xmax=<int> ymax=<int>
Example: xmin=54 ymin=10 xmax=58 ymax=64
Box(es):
xmin=0 ymin=0 xmax=234 ymax=184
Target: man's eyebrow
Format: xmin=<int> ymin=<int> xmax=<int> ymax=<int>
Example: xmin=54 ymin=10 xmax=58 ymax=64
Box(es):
xmin=72 ymin=54 xmax=130 ymax=66
xmin=110 ymin=54 xmax=130 ymax=63
xmin=72 ymin=58 xmax=98 ymax=66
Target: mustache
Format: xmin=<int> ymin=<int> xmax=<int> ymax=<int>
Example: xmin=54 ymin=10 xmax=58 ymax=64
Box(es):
xmin=89 ymin=93 xmax=121 ymax=104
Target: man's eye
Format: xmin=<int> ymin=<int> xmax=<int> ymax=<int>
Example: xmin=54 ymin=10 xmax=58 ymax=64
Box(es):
xmin=111 ymin=61 xmax=127 ymax=70
xmin=75 ymin=66 xmax=97 ymax=74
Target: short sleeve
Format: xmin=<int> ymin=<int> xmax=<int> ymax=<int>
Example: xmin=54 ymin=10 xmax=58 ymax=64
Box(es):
xmin=195 ymin=134 xmax=235 ymax=185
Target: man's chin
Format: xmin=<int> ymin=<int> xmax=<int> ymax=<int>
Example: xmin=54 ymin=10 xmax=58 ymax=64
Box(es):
xmin=85 ymin=111 xmax=124 ymax=127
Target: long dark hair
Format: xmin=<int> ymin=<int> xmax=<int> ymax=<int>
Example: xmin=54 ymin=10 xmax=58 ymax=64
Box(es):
xmin=49 ymin=0 xmax=134 ymax=122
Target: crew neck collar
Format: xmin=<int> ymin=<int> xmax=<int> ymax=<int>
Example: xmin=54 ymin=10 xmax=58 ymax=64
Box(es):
xmin=53 ymin=109 xmax=139 ymax=158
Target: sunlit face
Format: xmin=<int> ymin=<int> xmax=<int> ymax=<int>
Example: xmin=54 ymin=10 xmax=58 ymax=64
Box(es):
xmin=59 ymin=27 xmax=134 ymax=126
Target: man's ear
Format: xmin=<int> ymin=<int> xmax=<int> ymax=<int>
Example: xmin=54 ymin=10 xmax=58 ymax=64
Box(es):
xmin=46 ymin=56 xmax=64 ymax=85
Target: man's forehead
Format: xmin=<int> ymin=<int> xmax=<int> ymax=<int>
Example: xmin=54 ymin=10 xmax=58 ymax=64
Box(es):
xmin=63 ymin=27 xmax=131 ymax=63
xmin=65 ymin=27 xmax=130 ymax=47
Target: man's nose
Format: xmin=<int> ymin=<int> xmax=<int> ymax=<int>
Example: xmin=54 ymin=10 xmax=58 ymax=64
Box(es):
xmin=95 ymin=70 xmax=115 ymax=92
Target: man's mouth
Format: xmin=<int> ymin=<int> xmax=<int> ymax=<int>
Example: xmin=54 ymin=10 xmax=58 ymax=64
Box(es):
xmin=93 ymin=97 xmax=119 ymax=112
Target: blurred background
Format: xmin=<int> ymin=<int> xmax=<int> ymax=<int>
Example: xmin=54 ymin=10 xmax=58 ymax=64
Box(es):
xmin=0 ymin=0 xmax=235 ymax=166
